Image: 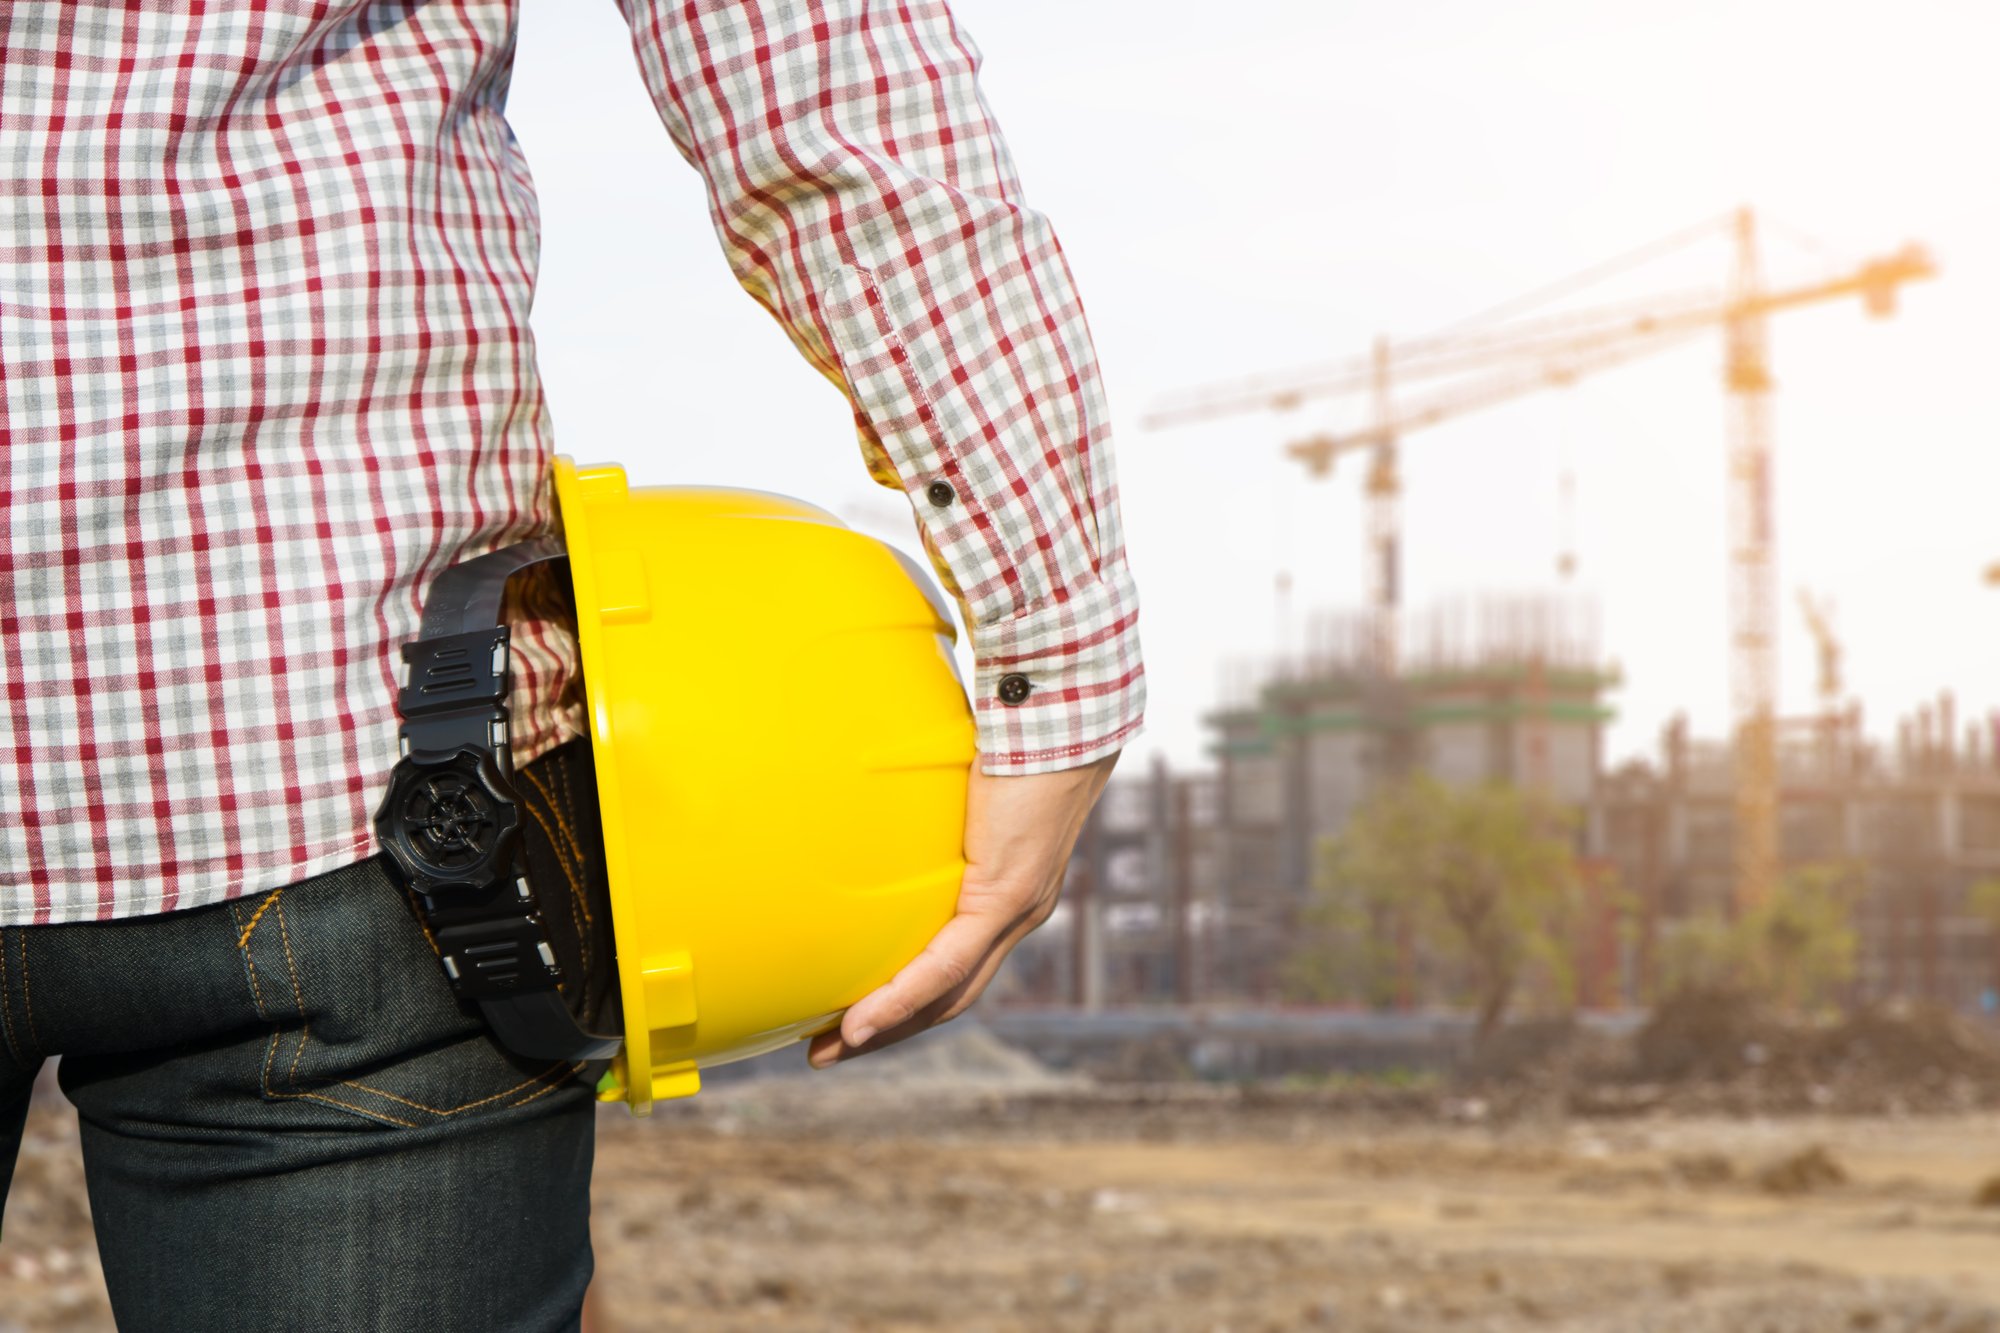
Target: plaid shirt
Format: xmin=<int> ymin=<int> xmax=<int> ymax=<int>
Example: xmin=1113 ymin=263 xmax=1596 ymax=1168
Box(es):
xmin=0 ymin=1 xmax=1143 ymax=927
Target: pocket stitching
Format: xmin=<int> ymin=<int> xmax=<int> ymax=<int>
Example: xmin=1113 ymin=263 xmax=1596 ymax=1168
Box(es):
xmin=504 ymin=1074 xmax=577 ymax=1112
xmin=335 ymin=1060 xmax=579 ymax=1120
xmin=299 ymin=1091 xmax=419 ymax=1129
xmin=230 ymin=879 xmax=583 ymax=1129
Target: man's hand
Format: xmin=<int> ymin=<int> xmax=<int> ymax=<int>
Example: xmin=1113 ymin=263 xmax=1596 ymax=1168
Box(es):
xmin=807 ymin=751 xmax=1119 ymax=1068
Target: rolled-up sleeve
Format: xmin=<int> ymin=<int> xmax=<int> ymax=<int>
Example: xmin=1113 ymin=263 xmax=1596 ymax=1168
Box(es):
xmin=613 ymin=0 xmax=1144 ymax=773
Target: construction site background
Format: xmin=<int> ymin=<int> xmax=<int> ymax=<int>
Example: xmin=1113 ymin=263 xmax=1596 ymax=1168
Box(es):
xmin=992 ymin=593 xmax=2000 ymax=1041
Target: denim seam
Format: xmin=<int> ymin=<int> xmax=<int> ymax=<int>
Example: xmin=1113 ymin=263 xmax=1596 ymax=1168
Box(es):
xmin=17 ymin=933 xmax=40 ymax=1058
xmin=0 ymin=928 xmax=21 ymax=1067
xmin=547 ymin=753 xmax=577 ymax=846
xmin=272 ymin=894 xmax=312 ymax=1090
xmin=260 ymin=1030 xmax=284 ymax=1097
xmin=230 ymin=895 xmax=293 ymax=1101
xmin=228 ymin=899 xmax=272 ymax=1018
xmin=520 ymin=765 xmax=585 ymax=867
xmin=234 ymin=891 xmax=283 ymax=950
xmin=505 ymin=1073 xmax=578 ymax=1111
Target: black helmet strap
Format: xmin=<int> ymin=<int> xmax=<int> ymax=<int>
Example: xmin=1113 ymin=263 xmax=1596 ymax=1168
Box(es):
xmin=374 ymin=538 xmax=623 ymax=1062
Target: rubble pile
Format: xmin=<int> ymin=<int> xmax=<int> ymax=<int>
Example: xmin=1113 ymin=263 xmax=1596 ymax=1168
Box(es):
xmin=1620 ymin=990 xmax=2000 ymax=1114
xmin=1467 ymin=990 xmax=2000 ymax=1117
xmin=1751 ymin=1144 xmax=1848 ymax=1196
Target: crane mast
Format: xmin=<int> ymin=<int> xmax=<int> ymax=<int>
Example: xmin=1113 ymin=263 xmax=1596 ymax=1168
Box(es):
xmin=1364 ymin=337 xmax=1399 ymax=674
xmin=1724 ymin=208 xmax=1780 ymax=912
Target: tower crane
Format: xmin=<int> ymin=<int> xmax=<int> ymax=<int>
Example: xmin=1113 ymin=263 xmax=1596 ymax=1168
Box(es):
xmin=1146 ymin=208 xmax=1934 ymax=912
xmin=1797 ymin=589 xmax=1842 ymax=721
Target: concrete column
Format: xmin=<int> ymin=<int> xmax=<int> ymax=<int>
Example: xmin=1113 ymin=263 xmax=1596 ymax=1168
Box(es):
xmin=1070 ymin=822 xmax=1107 ymax=1012
xmin=1665 ymin=798 xmax=1689 ymax=866
xmin=1583 ymin=799 xmax=1607 ymax=860
xmin=1079 ymin=894 xmax=1106 ymax=1012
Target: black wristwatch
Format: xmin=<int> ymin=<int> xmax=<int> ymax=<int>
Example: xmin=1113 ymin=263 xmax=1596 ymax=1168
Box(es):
xmin=374 ymin=538 xmax=621 ymax=1061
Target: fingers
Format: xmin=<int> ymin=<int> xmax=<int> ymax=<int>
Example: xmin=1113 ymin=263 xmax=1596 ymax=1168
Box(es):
xmin=803 ymin=942 xmax=996 ymax=1068
xmin=807 ymin=882 xmax=1057 ymax=1068
xmin=805 ymin=910 xmax=1006 ymax=1069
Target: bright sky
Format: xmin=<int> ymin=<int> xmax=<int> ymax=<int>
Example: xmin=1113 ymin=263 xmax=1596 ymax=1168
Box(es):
xmin=508 ymin=1 xmax=1999 ymax=774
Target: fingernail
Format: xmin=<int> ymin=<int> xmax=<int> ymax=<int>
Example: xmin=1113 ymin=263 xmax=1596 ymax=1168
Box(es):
xmin=848 ymin=1024 xmax=877 ymax=1048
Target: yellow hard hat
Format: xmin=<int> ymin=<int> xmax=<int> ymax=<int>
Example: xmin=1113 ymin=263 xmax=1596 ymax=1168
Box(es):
xmin=376 ymin=457 xmax=974 ymax=1114
xmin=558 ymin=457 xmax=974 ymax=1112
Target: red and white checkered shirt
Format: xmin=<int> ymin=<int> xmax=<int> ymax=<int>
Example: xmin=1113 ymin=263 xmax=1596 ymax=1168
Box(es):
xmin=0 ymin=1 xmax=1143 ymax=926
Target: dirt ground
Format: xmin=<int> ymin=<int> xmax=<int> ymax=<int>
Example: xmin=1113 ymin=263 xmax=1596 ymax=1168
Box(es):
xmin=13 ymin=1067 xmax=2000 ymax=1332
xmin=584 ymin=1082 xmax=2000 ymax=1333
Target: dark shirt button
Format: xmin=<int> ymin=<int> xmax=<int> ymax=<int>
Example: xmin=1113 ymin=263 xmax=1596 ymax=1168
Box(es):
xmin=925 ymin=479 xmax=956 ymax=508
xmin=997 ymin=673 xmax=1032 ymax=706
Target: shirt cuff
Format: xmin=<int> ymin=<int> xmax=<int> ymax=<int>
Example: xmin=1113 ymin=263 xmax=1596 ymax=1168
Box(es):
xmin=969 ymin=563 xmax=1146 ymax=775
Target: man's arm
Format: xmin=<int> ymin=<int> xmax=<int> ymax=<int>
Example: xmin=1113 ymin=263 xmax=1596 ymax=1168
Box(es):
xmin=612 ymin=1 xmax=1144 ymax=1052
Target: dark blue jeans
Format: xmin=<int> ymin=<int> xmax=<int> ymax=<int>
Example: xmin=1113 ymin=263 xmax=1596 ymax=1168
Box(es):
xmin=0 ymin=741 xmax=612 ymax=1332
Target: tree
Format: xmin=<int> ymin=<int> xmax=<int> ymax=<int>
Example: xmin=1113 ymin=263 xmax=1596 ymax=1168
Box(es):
xmin=1283 ymin=865 xmax=1405 ymax=1011
xmin=1654 ymin=910 xmax=1748 ymax=999
xmin=1287 ymin=776 xmax=1582 ymax=1041
xmin=1964 ymin=878 xmax=2000 ymax=1008
xmin=1745 ymin=863 xmax=1860 ymax=1013
xmin=1658 ymin=864 xmax=1861 ymax=1013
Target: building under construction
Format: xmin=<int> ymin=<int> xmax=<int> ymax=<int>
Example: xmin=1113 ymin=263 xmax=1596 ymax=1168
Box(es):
xmin=1007 ymin=608 xmax=2000 ymax=1017
xmin=1601 ymin=696 xmax=2000 ymax=1010
xmin=1201 ymin=597 xmax=1615 ymax=998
